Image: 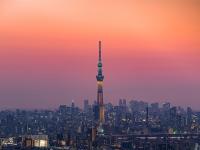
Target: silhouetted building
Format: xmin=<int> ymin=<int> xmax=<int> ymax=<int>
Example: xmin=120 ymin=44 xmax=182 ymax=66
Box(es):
xmin=84 ymin=99 xmax=89 ymax=112
xmin=187 ymin=107 xmax=193 ymax=128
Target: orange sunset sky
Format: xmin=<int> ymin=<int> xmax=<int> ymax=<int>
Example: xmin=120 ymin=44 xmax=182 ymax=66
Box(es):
xmin=0 ymin=0 xmax=199 ymax=109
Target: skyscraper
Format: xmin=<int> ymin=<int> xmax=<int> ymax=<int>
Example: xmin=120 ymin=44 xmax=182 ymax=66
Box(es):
xmin=84 ymin=99 xmax=89 ymax=112
xmin=96 ymin=41 xmax=105 ymax=123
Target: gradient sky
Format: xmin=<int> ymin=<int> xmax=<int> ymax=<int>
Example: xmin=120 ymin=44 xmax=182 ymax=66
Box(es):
xmin=0 ymin=0 xmax=199 ymax=109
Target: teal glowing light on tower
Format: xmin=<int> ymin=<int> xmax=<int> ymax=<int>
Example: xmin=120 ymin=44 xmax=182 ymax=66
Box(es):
xmin=96 ymin=41 xmax=105 ymax=123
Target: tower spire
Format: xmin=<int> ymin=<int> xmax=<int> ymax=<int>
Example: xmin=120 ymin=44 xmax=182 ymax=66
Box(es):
xmin=97 ymin=41 xmax=104 ymax=81
xmin=99 ymin=41 xmax=101 ymax=62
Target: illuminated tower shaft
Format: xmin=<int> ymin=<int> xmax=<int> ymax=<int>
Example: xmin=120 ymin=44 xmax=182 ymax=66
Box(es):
xmin=96 ymin=41 xmax=105 ymax=123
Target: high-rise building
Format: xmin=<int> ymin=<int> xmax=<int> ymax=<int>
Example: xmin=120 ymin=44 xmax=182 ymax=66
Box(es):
xmin=146 ymin=106 xmax=149 ymax=127
xmin=187 ymin=107 xmax=193 ymax=127
xmin=71 ymin=100 xmax=75 ymax=114
xmin=71 ymin=100 xmax=75 ymax=108
xmin=162 ymin=102 xmax=170 ymax=111
xmin=122 ymin=99 xmax=126 ymax=107
xmin=119 ymin=99 xmax=123 ymax=106
xmin=170 ymin=107 xmax=177 ymax=128
xmin=84 ymin=99 xmax=89 ymax=112
xmin=96 ymin=41 xmax=105 ymax=123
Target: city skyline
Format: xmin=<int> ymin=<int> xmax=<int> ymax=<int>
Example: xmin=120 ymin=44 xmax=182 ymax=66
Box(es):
xmin=0 ymin=1 xmax=199 ymax=109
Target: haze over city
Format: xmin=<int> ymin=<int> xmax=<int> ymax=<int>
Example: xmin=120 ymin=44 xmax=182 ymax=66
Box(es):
xmin=0 ymin=0 xmax=199 ymax=109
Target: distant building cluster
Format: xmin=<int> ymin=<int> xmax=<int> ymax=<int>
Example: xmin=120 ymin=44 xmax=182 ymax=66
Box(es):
xmin=0 ymin=100 xmax=199 ymax=149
